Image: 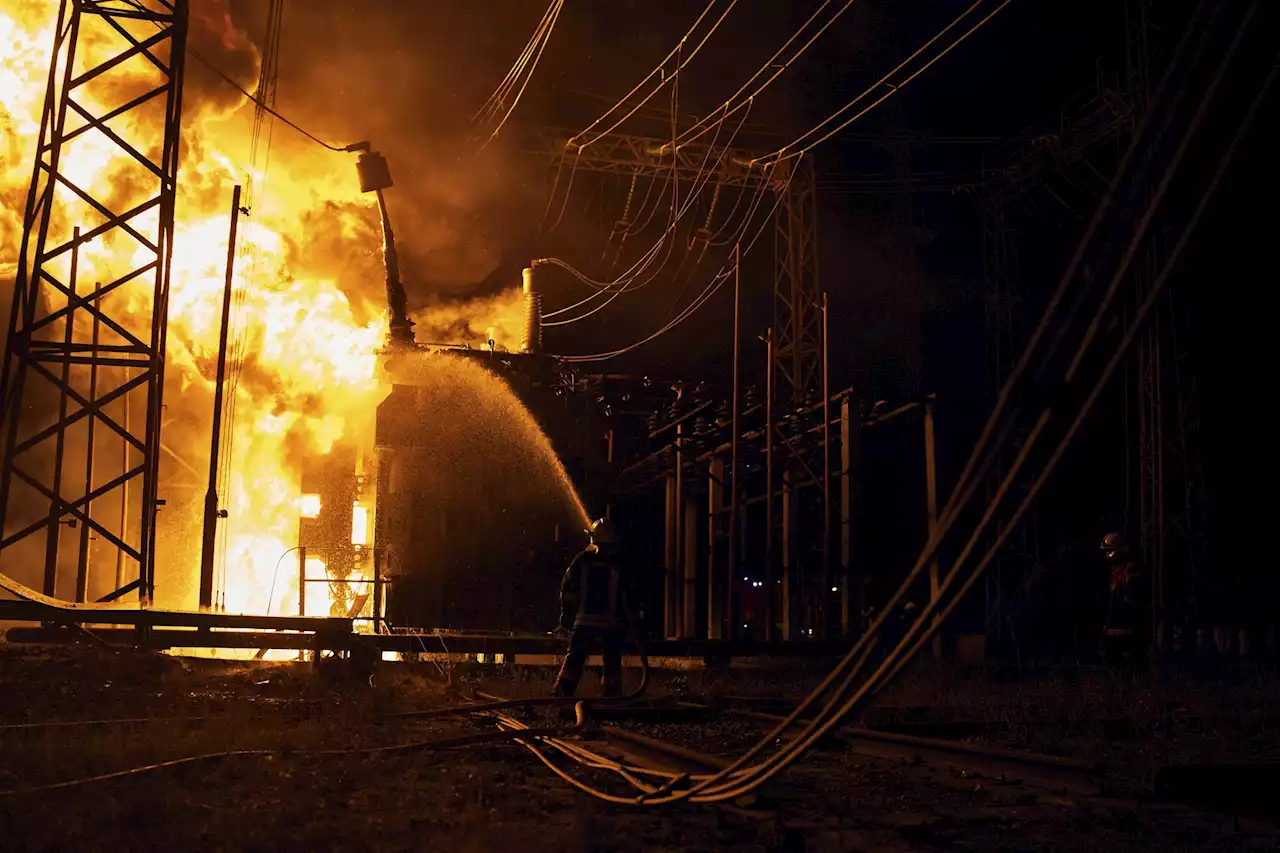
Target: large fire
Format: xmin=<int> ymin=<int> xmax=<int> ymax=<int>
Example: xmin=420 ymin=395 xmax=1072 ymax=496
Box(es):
xmin=0 ymin=1 xmax=520 ymax=618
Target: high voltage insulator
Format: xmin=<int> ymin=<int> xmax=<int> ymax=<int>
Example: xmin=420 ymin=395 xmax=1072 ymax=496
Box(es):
xmin=521 ymin=267 xmax=543 ymax=354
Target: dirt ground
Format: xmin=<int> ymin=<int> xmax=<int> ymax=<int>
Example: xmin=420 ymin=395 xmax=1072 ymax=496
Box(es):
xmin=1 ymin=643 xmax=1278 ymax=852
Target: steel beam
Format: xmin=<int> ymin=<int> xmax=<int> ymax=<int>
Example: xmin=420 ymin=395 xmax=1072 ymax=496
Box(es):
xmin=663 ymin=472 xmax=677 ymax=638
xmin=527 ymin=125 xmax=821 ymax=411
xmin=526 ymin=127 xmax=791 ymax=190
xmin=839 ymin=397 xmax=855 ymax=637
xmin=707 ymin=457 xmax=725 ymax=639
xmin=924 ymin=396 xmax=942 ymax=659
xmin=683 ymin=495 xmax=698 ymax=639
xmin=0 ymin=0 xmax=189 ymax=606
xmin=773 ymin=156 xmax=822 ymax=408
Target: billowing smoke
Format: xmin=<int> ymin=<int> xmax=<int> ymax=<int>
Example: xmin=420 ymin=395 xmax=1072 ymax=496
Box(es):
xmin=411 ymin=289 xmax=525 ymax=351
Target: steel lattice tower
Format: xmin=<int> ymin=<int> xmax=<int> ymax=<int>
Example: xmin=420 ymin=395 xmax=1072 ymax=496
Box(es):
xmin=772 ymin=156 xmax=822 ymax=408
xmin=0 ymin=0 xmax=188 ymax=605
xmin=525 ymin=128 xmax=822 ymax=407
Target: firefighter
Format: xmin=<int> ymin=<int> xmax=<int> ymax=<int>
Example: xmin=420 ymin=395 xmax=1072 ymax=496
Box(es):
xmin=551 ymin=518 xmax=630 ymax=698
xmin=1100 ymin=531 xmax=1149 ymax=666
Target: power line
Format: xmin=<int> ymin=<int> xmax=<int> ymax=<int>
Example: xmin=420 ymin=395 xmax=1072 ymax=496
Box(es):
xmin=537 ymin=98 xmax=757 ymax=308
xmin=571 ymin=0 xmax=739 ymax=149
xmin=755 ymin=0 xmax=1017 ymax=165
xmin=555 ymin=161 xmax=787 ymax=362
xmin=184 ymin=43 xmax=357 ymax=153
xmin=674 ymin=0 xmax=860 ymax=150
xmin=215 ymin=0 xmax=286 ymax=612
xmin=475 ymin=0 xmax=565 ymax=150
xmin=473 ymin=0 xmax=562 ymax=124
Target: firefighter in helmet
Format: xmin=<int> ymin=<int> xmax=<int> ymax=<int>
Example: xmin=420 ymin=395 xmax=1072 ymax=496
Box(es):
xmin=551 ymin=518 xmax=631 ymax=698
xmin=1100 ymin=531 xmax=1149 ymax=665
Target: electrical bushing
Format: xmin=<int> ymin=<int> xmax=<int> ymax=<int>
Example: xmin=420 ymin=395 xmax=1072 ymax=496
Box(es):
xmin=521 ymin=266 xmax=542 ymax=354
xmin=356 ymin=151 xmax=394 ymax=193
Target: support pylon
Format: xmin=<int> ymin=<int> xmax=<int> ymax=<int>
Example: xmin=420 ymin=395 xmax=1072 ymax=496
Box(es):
xmin=0 ymin=0 xmax=189 ymax=605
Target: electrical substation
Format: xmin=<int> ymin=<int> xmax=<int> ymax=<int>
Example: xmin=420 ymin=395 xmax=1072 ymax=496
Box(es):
xmin=1 ymin=1 xmax=1277 ymax=846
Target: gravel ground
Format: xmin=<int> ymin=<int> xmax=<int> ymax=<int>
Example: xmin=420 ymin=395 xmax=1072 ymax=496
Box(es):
xmin=1 ymin=644 xmax=1278 ymax=851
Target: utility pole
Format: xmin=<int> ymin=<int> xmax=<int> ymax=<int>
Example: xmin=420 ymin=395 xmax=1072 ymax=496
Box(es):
xmin=199 ymin=185 xmax=241 ymax=611
xmin=727 ymin=243 xmax=741 ymax=641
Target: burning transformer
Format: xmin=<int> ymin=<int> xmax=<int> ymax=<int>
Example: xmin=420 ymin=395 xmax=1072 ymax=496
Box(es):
xmin=293 ymin=150 xmax=603 ymax=633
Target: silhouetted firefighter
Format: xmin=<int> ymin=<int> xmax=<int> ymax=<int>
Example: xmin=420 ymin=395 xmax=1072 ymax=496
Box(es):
xmin=1100 ymin=531 xmax=1150 ymax=666
xmin=552 ymin=518 xmax=631 ymax=698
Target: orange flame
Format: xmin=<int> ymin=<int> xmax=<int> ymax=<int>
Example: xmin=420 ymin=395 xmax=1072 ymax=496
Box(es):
xmin=1 ymin=0 xmax=392 ymax=617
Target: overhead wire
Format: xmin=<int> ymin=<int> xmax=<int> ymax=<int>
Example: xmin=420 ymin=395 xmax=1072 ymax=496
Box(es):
xmin=541 ymin=0 xmax=737 ymax=232
xmin=475 ymin=0 xmax=565 ymax=150
xmin=673 ymin=0 xmax=860 ymax=150
xmin=537 ymin=95 xmax=757 ymax=323
xmin=553 ymin=193 xmax=766 ymax=358
xmin=539 ymin=165 xmax=739 ymax=324
xmin=472 ymin=0 xmax=561 ymax=124
xmin=185 ymin=43 xmax=354 ymax=153
xmin=214 ymin=0 xmax=285 ymax=610
xmin=660 ymin=183 xmax=727 ymax=318
xmin=754 ymin=0 xmax=1017 ymax=166
xmin=571 ymin=0 xmax=739 ymax=149
xmin=555 ymin=38 xmax=699 ymax=299
xmin=554 ymin=158 xmax=786 ymax=362
xmin=137 ymin=1 xmax=361 ymax=154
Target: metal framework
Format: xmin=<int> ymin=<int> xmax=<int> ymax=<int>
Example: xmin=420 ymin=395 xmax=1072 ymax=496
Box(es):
xmin=772 ymin=156 xmax=821 ymax=408
xmin=0 ymin=0 xmax=188 ymax=606
xmin=530 ymin=128 xmax=787 ymax=188
xmin=1126 ymin=0 xmax=1205 ymax=653
xmin=527 ymin=127 xmax=823 ymax=407
xmin=969 ymin=79 xmax=1133 ymax=648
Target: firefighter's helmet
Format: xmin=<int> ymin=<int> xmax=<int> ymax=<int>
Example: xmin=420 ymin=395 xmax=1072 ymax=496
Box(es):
xmin=587 ymin=518 xmax=618 ymax=546
xmin=1101 ymin=531 xmax=1130 ymax=560
xmin=1100 ymin=531 xmax=1127 ymax=551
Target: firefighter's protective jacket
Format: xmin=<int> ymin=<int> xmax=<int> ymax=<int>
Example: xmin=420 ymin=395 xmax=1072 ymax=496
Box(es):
xmin=1105 ymin=556 xmax=1148 ymax=637
xmin=559 ymin=546 xmax=627 ymax=631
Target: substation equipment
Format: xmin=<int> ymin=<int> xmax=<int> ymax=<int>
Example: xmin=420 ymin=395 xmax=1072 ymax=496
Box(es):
xmin=0 ymin=0 xmax=941 ymax=660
